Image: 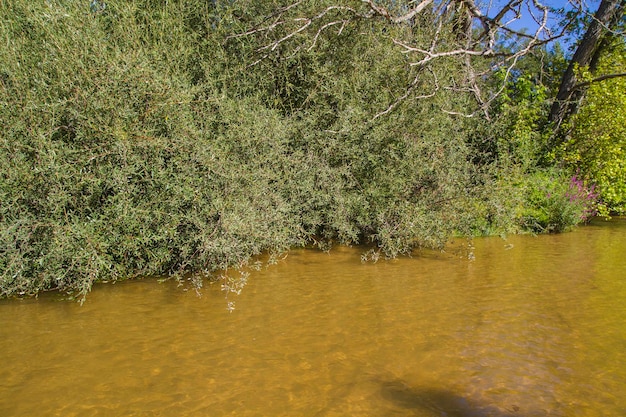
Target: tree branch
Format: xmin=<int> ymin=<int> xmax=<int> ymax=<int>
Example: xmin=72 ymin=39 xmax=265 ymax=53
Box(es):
xmin=572 ymin=71 xmax=626 ymax=89
xmin=361 ymin=0 xmax=435 ymax=23
xmin=372 ymin=69 xmax=439 ymax=121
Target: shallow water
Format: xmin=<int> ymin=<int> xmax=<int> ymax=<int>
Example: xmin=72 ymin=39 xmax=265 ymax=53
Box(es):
xmin=1 ymin=218 xmax=625 ymax=416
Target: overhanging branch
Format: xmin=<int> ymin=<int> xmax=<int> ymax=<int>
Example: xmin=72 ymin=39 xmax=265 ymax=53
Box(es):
xmin=572 ymin=71 xmax=626 ymax=89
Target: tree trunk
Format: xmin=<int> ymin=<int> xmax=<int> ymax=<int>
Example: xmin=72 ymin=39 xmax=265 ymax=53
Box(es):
xmin=548 ymin=0 xmax=626 ymax=138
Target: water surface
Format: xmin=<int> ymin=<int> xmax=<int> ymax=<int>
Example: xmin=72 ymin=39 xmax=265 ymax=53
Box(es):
xmin=1 ymin=218 xmax=625 ymax=416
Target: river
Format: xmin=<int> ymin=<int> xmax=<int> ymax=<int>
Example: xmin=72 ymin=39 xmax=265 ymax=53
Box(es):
xmin=1 ymin=218 xmax=625 ymax=416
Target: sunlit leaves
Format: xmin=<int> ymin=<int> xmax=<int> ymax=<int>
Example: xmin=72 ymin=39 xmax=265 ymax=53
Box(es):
xmin=565 ymin=40 xmax=626 ymax=214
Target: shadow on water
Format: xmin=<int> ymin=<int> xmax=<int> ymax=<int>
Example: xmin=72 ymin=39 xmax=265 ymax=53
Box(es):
xmin=379 ymin=378 xmax=523 ymax=417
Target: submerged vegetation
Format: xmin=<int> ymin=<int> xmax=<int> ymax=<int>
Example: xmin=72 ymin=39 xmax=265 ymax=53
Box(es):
xmin=0 ymin=0 xmax=623 ymax=300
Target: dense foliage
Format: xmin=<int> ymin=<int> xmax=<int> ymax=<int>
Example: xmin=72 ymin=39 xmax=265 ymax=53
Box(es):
xmin=0 ymin=0 xmax=610 ymax=300
xmin=561 ymin=40 xmax=626 ymax=215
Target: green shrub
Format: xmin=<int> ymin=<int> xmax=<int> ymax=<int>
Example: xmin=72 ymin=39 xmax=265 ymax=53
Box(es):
xmin=516 ymin=170 xmax=598 ymax=233
xmin=0 ymin=0 xmax=592 ymax=301
xmin=0 ymin=1 xmax=305 ymax=299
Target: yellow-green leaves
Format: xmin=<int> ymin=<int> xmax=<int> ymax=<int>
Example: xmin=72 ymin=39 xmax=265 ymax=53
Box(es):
xmin=566 ymin=41 xmax=626 ymax=214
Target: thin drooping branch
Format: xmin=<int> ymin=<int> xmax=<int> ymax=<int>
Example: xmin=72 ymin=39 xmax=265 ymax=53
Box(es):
xmin=372 ymin=69 xmax=440 ymax=120
xmin=258 ymin=6 xmax=359 ymax=52
xmin=226 ymin=0 xmax=305 ymax=40
xmin=308 ymin=19 xmax=348 ymax=50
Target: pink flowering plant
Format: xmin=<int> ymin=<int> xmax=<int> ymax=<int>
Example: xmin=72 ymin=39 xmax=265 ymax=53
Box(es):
xmin=566 ymin=174 xmax=599 ymax=222
xmin=519 ymin=169 xmax=599 ymax=233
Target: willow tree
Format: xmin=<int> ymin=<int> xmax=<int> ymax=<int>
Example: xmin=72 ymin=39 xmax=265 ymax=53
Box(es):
xmin=234 ymin=0 xmax=625 ymax=125
xmin=232 ymin=1 xmax=567 ymax=117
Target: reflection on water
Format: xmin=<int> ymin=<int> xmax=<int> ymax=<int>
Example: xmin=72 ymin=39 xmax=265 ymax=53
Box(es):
xmin=1 ymin=218 xmax=625 ymax=416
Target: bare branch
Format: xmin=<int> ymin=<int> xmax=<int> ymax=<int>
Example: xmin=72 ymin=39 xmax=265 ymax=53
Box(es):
xmin=372 ymin=69 xmax=439 ymax=121
xmin=572 ymin=71 xmax=626 ymax=89
xmin=361 ymin=0 xmax=435 ymax=23
xmin=393 ymin=0 xmax=434 ymax=23
xmin=227 ymin=19 xmax=287 ymax=40
xmin=257 ymin=5 xmax=359 ymax=52
xmin=308 ymin=19 xmax=349 ymax=51
xmin=569 ymin=0 xmax=626 ymax=37
xmin=261 ymin=17 xmax=314 ymax=51
xmin=226 ymin=0 xmax=305 ymax=40
xmin=442 ymin=108 xmax=476 ymax=117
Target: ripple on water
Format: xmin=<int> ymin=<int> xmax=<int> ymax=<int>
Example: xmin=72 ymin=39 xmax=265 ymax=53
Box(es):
xmin=1 ymin=220 xmax=626 ymax=416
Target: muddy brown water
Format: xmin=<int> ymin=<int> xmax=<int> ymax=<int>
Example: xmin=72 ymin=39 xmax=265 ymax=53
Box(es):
xmin=1 ymin=218 xmax=625 ymax=417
